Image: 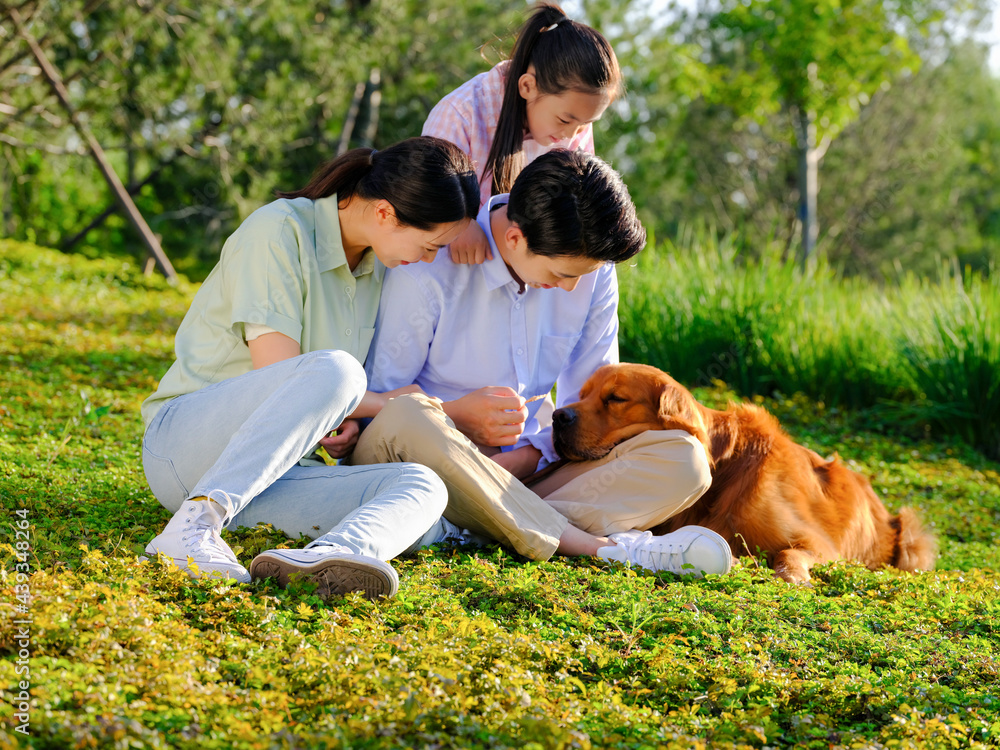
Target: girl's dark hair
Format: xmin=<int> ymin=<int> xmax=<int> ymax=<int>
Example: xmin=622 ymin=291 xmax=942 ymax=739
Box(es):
xmin=506 ymin=149 xmax=645 ymax=264
xmin=485 ymin=2 xmax=622 ymax=196
xmin=277 ymin=136 xmax=479 ymax=229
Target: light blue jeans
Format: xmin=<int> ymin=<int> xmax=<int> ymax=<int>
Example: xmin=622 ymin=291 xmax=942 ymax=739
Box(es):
xmin=142 ymin=350 xmax=450 ymax=560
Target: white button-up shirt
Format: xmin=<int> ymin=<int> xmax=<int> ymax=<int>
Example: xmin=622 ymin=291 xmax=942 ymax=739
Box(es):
xmin=367 ymin=194 xmax=619 ymax=465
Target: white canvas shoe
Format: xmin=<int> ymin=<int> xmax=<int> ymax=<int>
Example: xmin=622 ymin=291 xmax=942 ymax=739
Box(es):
xmin=145 ymin=499 xmax=250 ymax=583
xmin=249 ymin=545 xmax=399 ymax=600
xmin=598 ymin=526 xmax=733 ymax=578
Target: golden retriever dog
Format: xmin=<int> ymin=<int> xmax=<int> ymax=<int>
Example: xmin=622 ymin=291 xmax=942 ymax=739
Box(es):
xmin=551 ymin=363 xmax=936 ymax=583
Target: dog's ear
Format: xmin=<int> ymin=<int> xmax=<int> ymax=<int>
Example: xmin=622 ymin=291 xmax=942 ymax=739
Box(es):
xmin=707 ymin=414 xmax=738 ymax=465
xmin=658 ymin=382 xmax=712 ymax=463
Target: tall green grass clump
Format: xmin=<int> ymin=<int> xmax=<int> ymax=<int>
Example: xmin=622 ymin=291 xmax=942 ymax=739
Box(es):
xmin=618 ymin=229 xmax=1000 ymax=459
xmin=893 ymin=269 xmax=1000 ymax=460
xmin=618 ymin=227 xmax=906 ymax=405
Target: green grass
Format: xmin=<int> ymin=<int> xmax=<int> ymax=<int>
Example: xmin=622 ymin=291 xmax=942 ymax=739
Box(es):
xmin=2 ymin=239 xmax=1000 ymax=749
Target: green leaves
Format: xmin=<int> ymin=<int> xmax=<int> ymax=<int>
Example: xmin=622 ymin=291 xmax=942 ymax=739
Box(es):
xmin=705 ymin=0 xmax=922 ymax=141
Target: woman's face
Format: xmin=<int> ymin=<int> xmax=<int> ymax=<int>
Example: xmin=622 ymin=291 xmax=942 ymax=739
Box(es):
xmin=372 ymin=208 xmax=469 ymax=268
xmin=518 ymin=69 xmax=610 ymax=147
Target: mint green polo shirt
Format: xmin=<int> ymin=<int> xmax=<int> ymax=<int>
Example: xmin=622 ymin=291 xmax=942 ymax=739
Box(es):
xmin=141 ymin=194 xmax=384 ymax=430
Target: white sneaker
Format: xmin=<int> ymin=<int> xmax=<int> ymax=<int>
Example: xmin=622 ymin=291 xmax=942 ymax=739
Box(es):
xmin=145 ymin=499 xmax=250 ymax=583
xmin=249 ymin=545 xmax=399 ymax=600
xmin=598 ymin=527 xmax=733 ymax=578
xmin=437 ymin=518 xmax=489 ymax=548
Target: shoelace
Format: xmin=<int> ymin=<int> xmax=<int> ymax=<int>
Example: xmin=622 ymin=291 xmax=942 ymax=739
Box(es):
xmin=632 ymin=541 xmax=686 ymax=572
xmin=299 ymin=544 xmax=352 ymax=557
xmin=180 ymin=512 xmax=237 ymax=562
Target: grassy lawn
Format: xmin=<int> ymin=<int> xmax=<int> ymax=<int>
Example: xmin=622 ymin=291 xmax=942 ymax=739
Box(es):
xmin=1 ymin=240 xmax=999 ymax=749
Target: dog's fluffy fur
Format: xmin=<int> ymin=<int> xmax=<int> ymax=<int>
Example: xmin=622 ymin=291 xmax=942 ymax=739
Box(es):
xmin=552 ymin=363 xmax=937 ymax=582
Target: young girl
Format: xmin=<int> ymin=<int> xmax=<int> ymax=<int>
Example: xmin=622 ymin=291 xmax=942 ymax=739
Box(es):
xmin=422 ymin=2 xmax=622 ymax=264
xmin=141 ymin=137 xmax=479 ymax=599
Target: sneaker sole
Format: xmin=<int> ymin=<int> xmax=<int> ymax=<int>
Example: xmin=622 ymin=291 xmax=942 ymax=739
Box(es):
xmin=249 ymin=552 xmax=398 ymax=600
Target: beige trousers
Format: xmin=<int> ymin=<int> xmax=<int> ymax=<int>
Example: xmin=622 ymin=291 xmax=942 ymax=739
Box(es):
xmin=350 ymin=394 xmax=711 ymax=561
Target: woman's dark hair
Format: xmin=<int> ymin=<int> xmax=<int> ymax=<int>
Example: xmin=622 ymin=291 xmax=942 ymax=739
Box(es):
xmin=485 ymin=2 xmax=622 ymax=196
xmin=506 ymin=149 xmax=645 ymax=264
xmin=277 ymin=136 xmax=479 ymax=229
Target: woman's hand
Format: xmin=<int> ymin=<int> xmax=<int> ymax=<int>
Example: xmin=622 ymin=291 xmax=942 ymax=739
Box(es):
xmin=448 ymin=220 xmax=491 ymax=265
xmin=443 ymin=386 xmax=527 ymax=447
xmin=318 ymin=418 xmax=361 ymax=459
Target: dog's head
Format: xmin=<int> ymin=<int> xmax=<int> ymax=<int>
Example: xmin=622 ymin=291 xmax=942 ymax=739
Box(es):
xmin=552 ymin=363 xmax=711 ymax=461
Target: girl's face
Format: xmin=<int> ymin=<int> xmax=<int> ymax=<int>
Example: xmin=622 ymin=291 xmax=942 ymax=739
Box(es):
xmin=518 ymin=70 xmax=611 ymax=147
xmin=371 ymin=203 xmax=469 ymax=268
xmin=500 ymin=225 xmax=602 ymax=291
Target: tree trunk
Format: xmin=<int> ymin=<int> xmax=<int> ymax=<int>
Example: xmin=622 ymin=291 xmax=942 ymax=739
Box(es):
xmin=358 ymin=68 xmax=381 ymax=147
xmin=795 ymin=106 xmax=819 ymax=269
xmin=337 ymin=79 xmax=367 ymax=156
xmin=8 ymin=8 xmax=178 ymax=282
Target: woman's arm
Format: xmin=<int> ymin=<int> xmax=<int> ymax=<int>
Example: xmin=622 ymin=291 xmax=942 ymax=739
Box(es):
xmin=248 ymin=331 xmax=301 ymax=369
xmin=248 ymin=329 xmax=418 ymax=418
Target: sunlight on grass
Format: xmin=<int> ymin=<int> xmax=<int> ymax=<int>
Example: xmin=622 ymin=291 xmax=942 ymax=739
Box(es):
xmin=1 ymin=240 xmax=998 ymax=749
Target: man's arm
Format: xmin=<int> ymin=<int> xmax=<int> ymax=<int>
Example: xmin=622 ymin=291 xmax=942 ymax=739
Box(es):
xmin=366 ymin=267 xmax=439 ymax=394
xmin=368 ymin=266 xmax=531 ymax=448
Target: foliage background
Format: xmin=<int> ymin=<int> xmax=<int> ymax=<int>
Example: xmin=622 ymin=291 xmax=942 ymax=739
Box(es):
xmin=1 ymin=0 xmax=998 ymax=279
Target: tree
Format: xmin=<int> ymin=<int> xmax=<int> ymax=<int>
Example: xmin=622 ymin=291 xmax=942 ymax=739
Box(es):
xmin=691 ymin=0 xmax=989 ymax=265
xmin=819 ymin=43 xmax=1000 ymax=277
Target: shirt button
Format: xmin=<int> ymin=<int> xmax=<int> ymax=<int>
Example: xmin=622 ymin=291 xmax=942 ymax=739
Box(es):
xmin=345 ymin=286 xmax=353 ymax=295
xmin=516 ymin=348 xmax=524 ymax=356
xmin=345 ymin=329 xmax=352 ymax=336
xmin=514 ymin=303 xmax=521 ymax=310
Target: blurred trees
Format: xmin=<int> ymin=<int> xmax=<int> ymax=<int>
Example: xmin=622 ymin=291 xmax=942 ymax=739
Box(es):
xmin=0 ymin=0 xmax=523 ymax=275
xmin=1 ymin=0 xmax=997 ymax=279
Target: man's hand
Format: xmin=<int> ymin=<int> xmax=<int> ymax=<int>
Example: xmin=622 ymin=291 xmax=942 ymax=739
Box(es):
xmin=490 ymin=445 xmax=544 ymax=480
xmin=319 ymin=418 xmax=361 ymax=459
xmin=443 ymin=386 xmax=527 ymax=447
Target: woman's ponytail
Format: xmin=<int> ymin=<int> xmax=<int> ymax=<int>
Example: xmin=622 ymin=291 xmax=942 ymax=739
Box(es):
xmin=484 ymin=3 xmax=622 ymax=196
xmin=277 ymin=136 xmax=479 ymax=229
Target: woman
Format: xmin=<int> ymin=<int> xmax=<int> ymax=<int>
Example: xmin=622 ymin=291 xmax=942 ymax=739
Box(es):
xmin=141 ymin=137 xmax=479 ymax=599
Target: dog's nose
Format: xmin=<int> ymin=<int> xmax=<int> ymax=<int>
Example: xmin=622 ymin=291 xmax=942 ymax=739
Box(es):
xmin=552 ymin=407 xmax=576 ymax=429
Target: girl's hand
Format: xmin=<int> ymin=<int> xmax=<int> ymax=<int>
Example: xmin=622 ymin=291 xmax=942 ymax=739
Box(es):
xmin=319 ymin=419 xmax=361 ymax=459
xmin=448 ymin=220 xmax=492 ymax=265
xmin=443 ymin=386 xmax=526 ymax=447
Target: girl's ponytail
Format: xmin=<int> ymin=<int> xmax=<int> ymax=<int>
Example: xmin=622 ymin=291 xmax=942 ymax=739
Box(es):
xmin=486 ymin=3 xmax=567 ymax=196
xmin=484 ymin=3 xmax=622 ymax=196
xmin=277 ymin=136 xmax=479 ymax=229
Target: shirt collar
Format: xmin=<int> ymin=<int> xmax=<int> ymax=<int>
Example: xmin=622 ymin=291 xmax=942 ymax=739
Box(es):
xmin=478 ymin=194 xmax=519 ymax=292
xmin=314 ymin=193 xmax=385 ymax=282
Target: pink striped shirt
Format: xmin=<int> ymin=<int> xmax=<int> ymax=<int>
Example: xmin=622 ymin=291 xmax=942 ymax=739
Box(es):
xmin=422 ymin=60 xmax=596 ymax=206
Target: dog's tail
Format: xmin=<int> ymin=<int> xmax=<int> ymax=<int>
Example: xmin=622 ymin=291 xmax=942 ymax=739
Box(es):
xmin=892 ymin=507 xmax=937 ymax=571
